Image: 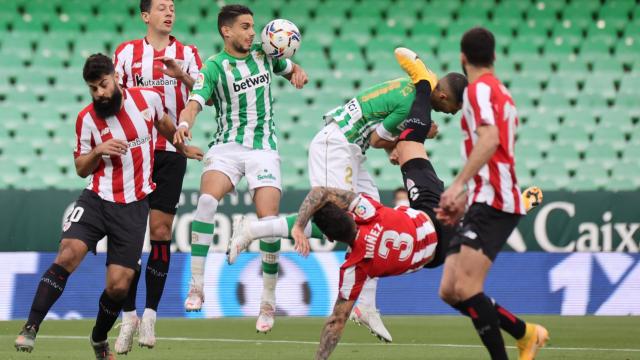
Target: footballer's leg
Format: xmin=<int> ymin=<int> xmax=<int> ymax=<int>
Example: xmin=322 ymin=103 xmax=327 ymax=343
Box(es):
xmin=253 ymin=186 xmax=281 ymax=333
xmin=16 ymin=239 xmax=88 ymax=352
xmin=186 ymin=170 xmax=233 ymax=311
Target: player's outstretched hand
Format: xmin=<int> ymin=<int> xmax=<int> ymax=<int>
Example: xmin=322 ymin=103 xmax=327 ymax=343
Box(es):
xmin=154 ymin=56 xmax=185 ymax=80
xmin=290 ymin=65 xmax=308 ymax=89
xmin=292 ymin=224 xmax=310 ymax=257
xmin=96 ymin=139 xmax=128 ymax=156
xmin=427 ymin=122 xmax=439 ymax=139
xmin=174 ymin=126 xmax=191 ymax=145
xmin=183 ymin=145 xmax=204 ymax=161
xmin=436 ymin=182 xmax=467 ymax=226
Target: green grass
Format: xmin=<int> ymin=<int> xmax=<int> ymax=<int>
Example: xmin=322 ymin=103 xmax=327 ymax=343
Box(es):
xmin=1 ymin=316 xmax=639 ymax=359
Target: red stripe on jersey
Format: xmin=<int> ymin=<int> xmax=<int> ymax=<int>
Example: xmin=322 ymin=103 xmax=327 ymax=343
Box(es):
xmin=88 ymin=107 xmax=113 ymax=198
xmin=114 ymin=41 xmax=134 ymax=86
xmin=126 ymin=90 xmax=155 ymax=201
xmin=74 ymin=107 xmax=91 ymax=158
xmin=488 ymin=161 xmax=503 ymax=209
xmin=189 ymin=45 xmax=203 ymax=69
xmin=129 ymin=88 xmax=157 ymax=190
xmin=131 ymin=39 xmax=145 ymax=88
xmin=152 ymin=47 xmax=168 ymax=150
xmin=173 ymin=42 xmax=185 ymax=132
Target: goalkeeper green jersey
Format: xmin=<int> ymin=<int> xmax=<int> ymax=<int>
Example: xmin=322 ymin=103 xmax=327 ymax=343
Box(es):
xmin=324 ymin=77 xmax=416 ymax=152
xmin=189 ymin=44 xmax=292 ymax=150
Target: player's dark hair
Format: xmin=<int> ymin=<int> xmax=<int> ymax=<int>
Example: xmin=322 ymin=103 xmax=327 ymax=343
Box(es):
xmin=441 ymin=72 xmax=468 ymax=104
xmin=218 ymin=4 xmax=253 ymax=37
xmin=83 ymin=53 xmax=115 ymax=82
xmin=312 ymin=203 xmax=357 ymax=245
xmin=461 ymin=27 xmax=495 ymax=67
xmin=140 ymin=0 xmax=173 ymax=13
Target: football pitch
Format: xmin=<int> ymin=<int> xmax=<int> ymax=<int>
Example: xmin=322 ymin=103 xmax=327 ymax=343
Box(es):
xmin=1 ymin=316 xmax=639 ymax=359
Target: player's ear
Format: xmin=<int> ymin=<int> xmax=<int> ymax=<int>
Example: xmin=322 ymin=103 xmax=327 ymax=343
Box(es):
xmin=221 ymin=25 xmax=232 ymax=39
xmin=141 ymin=11 xmax=150 ymax=25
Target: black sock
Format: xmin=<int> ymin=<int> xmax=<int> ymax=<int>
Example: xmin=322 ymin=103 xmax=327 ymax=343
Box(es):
xmin=398 ymin=80 xmax=433 ymax=143
xmin=453 ymin=299 xmax=527 ymax=340
xmin=26 ymin=263 xmax=70 ymax=331
xmin=455 ymin=293 xmax=508 ymax=360
xmin=92 ymin=291 xmax=123 ymax=342
xmin=145 ymin=240 xmax=171 ymax=311
xmin=122 ymin=268 xmax=140 ymax=312
xmin=495 ymin=302 xmax=527 ymax=339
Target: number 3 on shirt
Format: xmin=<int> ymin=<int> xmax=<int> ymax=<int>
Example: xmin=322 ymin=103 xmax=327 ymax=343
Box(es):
xmin=378 ymin=230 xmax=413 ymax=261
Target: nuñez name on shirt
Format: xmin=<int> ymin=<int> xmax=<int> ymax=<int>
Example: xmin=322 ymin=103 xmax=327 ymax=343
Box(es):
xmin=128 ymin=135 xmax=151 ymax=149
xmin=134 ymin=74 xmax=178 ymax=87
xmin=233 ymin=72 xmax=270 ymax=93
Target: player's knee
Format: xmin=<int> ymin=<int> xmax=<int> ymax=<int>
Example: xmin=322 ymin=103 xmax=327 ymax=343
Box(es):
xmin=105 ymin=281 xmax=130 ymax=301
xmin=195 ymin=194 xmax=218 ymax=220
xmin=54 ymin=244 xmax=82 ymax=272
xmin=439 ymin=285 xmax=458 ymax=305
xmin=150 ymin=223 xmax=172 ymax=240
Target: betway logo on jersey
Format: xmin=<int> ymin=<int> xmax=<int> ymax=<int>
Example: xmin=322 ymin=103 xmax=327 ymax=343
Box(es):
xmin=232 ymin=72 xmax=270 ymax=94
xmin=134 ymin=74 xmax=178 ymax=87
xmin=128 ymin=135 xmax=151 ymax=149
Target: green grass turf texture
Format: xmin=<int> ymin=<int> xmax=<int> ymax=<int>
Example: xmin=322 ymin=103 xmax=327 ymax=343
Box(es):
xmin=1 ymin=316 xmax=638 ymax=359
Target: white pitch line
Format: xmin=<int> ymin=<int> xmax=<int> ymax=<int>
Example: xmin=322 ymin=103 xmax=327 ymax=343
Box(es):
xmin=9 ymin=335 xmax=635 ymax=353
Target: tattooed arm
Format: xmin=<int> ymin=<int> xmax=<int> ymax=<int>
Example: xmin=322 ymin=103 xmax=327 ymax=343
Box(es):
xmin=292 ymin=187 xmax=357 ymax=255
xmin=315 ymin=297 xmax=355 ymax=360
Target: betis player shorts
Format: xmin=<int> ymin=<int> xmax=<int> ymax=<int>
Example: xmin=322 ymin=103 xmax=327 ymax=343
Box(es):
xmin=61 ymin=189 xmax=149 ymax=271
xmin=202 ymin=142 xmax=282 ymax=196
xmin=307 ymin=122 xmax=380 ymax=201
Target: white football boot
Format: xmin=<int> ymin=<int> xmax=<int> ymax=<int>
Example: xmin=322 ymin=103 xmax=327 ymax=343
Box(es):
xmin=349 ymin=305 xmax=393 ymax=343
xmin=138 ymin=310 xmax=156 ymax=348
xmin=114 ymin=314 xmax=139 ymax=354
xmin=184 ymin=282 xmax=204 ymax=312
xmin=227 ymin=216 xmax=255 ymax=265
xmin=256 ymin=301 xmax=276 ymax=333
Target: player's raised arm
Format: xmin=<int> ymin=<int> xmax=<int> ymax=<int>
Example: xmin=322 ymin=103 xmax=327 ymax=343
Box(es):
xmin=282 ymin=62 xmax=308 ymax=89
xmin=292 ymin=187 xmax=356 ymax=255
xmin=155 ymin=113 xmax=203 ymax=160
xmin=315 ymin=298 xmax=356 ymax=360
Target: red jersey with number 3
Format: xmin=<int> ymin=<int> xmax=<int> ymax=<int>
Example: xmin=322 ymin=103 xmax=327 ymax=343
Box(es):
xmin=113 ymin=36 xmax=202 ymax=152
xmin=338 ymin=194 xmax=439 ymax=301
xmin=460 ymin=73 xmax=526 ymax=215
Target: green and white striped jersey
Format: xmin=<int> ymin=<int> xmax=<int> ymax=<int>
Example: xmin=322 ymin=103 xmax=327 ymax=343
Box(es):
xmin=324 ymin=77 xmax=416 ymax=153
xmin=189 ymin=44 xmax=292 ymax=150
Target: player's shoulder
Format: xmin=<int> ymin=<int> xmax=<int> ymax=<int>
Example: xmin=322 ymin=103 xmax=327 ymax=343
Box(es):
xmin=350 ymin=194 xmax=383 ymax=221
xmin=114 ymin=38 xmax=142 ymax=54
xmin=77 ymin=103 xmax=94 ymax=121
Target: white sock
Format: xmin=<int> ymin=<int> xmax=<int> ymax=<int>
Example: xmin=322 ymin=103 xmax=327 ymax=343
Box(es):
xmin=190 ymin=257 xmax=205 ymax=288
xmin=122 ymin=310 xmax=137 ymax=320
xmin=249 ymin=217 xmax=288 ymax=238
xmin=358 ymin=277 xmax=378 ymax=309
xmin=142 ymin=308 xmax=157 ymax=320
xmin=261 ymin=273 xmax=277 ymax=305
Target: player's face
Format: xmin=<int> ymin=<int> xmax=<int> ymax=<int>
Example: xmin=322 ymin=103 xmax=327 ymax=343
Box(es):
xmin=430 ymin=86 xmax=462 ymax=115
xmin=225 ymin=15 xmax=255 ymax=53
xmin=143 ymin=0 xmax=175 ymax=34
xmin=88 ymin=74 xmax=122 ymax=118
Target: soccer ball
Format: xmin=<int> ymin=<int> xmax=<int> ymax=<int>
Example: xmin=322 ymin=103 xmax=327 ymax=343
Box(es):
xmin=261 ymin=19 xmax=301 ymax=59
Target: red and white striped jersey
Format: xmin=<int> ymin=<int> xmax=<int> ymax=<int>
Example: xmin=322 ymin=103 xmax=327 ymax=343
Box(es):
xmin=338 ymin=194 xmax=439 ymax=301
xmin=74 ymin=88 xmax=166 ymax=204
xmin=113 ymin=36 xmax=202 ymax=152
xmin=460 ymin=73 xmax=526 ymax=215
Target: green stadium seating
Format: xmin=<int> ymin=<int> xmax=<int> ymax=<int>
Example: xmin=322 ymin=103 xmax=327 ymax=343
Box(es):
xmin=0 ymin=0 xmax=635 ymax=191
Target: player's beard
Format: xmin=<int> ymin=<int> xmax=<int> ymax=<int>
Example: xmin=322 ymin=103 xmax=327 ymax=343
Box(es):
xmin=231 ymin=39 xmax=250 ymax=54
xmin=93 ymin=86 xmax=122 ymax=119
